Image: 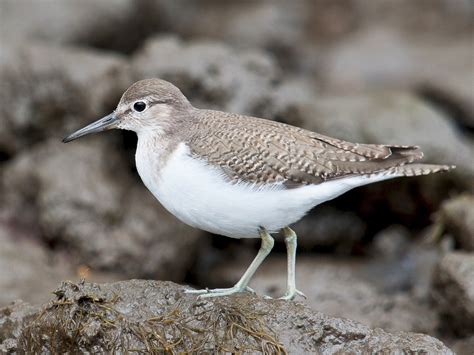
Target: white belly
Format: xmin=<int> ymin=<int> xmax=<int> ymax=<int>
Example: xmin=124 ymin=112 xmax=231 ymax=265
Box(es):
xmin=136 ymin=142 xmax=400 ymax=238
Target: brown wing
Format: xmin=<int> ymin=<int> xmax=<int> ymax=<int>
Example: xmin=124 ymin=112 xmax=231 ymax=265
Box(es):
xmin=186 ymin=110 xmax=424 ymax=187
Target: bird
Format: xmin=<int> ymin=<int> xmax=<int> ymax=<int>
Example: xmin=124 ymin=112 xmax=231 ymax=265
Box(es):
xmin=63 ymin=78 xmax=454 ymax=300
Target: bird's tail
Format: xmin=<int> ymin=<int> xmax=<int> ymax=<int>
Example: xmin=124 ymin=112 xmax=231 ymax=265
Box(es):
xmin=389 ymin=163 xmax=455 ymax=177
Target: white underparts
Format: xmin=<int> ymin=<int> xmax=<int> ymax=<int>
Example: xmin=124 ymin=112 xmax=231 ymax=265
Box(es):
xmin=136 ymin=142 xmax=404 ymax=239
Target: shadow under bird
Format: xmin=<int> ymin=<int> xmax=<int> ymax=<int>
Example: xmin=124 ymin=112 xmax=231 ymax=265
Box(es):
xmin=63 ymin=78 xmax=454 ymax=300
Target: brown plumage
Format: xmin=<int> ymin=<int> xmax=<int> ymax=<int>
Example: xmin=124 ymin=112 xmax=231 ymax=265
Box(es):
xmin=185 ymin=110 xmax=452 ymax=187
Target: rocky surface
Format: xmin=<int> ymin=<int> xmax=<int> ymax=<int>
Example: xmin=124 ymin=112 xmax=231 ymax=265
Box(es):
xmin=0 ymin=280 xmax=453 ymax=354
xmin=432 ymin=252 xmax=474 ymax=337
xmin=449 ymin=336 xmax=474 ymax=355
xmin=0 ymin=300 xmax=37 ymax=353
xmin=0 ymin=0 xmax=473 ymax=351
xmin=0 ymin=225 xmax=72 ymax=307
xmin=131 ymin=35 xmax=279 ymax=115
xmin=197 ymin=253 xmax=440 ymax=335
xmin=291 ymin=206 xmax=366 ymax=251
xmin=0 ymin=223 xmax=122 ymax=307
xmin=438 ymin=194 xmax=474 ymax=251
xmin=0 ymin=42 xmax=131 ymax=155
xmin=0 ymin=139 xmax=204 ymax=280
xmin=0 ymin=0 xmax=167 ymax=54
xmin=319 ymin=27 xmax=474 ymax=127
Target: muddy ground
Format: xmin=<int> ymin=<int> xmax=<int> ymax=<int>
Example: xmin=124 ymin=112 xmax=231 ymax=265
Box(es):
xmin=1 ymin=1 xmax=473 ymax=353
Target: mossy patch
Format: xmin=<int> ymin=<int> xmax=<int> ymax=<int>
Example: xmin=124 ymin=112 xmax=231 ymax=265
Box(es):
xmin=17 ymin=281 xmax=286 ymax=354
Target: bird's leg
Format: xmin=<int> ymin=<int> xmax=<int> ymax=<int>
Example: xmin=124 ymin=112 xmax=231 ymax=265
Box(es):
xmin=279 ymin=227 xmax=306 ymax=300
xmin=185 ymin=228 xmax=274 ymax=298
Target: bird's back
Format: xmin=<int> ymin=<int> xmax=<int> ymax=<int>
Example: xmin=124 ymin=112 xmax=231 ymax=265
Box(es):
xmin=184 ymin=109 xmax=451 ymax=188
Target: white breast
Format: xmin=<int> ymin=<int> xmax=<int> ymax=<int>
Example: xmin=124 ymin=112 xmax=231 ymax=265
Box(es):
xmin=136 ymin=141 xmax=401 ymax=239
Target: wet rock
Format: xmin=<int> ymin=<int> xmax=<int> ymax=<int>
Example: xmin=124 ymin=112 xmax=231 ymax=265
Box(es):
xmin=0 ymin=139 xmax=203 ymax=280
xmin=131 ymin=35 xmax=279 ymax=115
xmin=0 ymin=217 xmax=123 ymax=308
xmin=0 ymin=224 xmax=73 ymax=307
xmin=368 ymin=226 xmax=416 ymax=293
xmin=0 ymin=300 xmax=37 ymax=353
xmin=449 ymin=335 xmax=474 ymax=355
xmin=0 ymin=42 xmax=131 ymax=155
xmin=148 ymin=1 xmax=473 ymax=72
xmin=438 ymin=194 xmax=474 ymax=251
xmin=0 ymin=0 xmax=166 ymax=53
xmin=0 ymin=0 xmax=129 ymax=43
xmin=368 ymin=230 xmax=441 ymax=297
xmin=408 ymin=38 xmax=474 ymax=129
xmin=200 ymin=255 xmax=439 ymax=335
xmin=251 ymin=77 xmax=320 ymax=126
xmin=166 ymin=1 xmax=314 ymax=70
xmin=432 ymin=252 xmax=474 ymax=336
xmin=1 ymin=280 xmax=452 ymax=353
xmin=371 ymin=225 xmax=411 ymax=259
xmin=321 ymin=28 xmax=415 ymax=92
xmin=320 ymin=27 xmax=474 ymax=127
xmin=290 ymin=206 xmax=366 ymax=251
xmin=353 ymin=0 xmax=473 ymax=34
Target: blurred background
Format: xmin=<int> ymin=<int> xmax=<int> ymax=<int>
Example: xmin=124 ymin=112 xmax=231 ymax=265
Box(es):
xmin=0 ymin=0 xmax=473 ymax=351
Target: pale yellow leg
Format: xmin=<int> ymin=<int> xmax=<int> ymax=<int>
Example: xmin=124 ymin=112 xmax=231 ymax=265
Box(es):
xmin=185 ymin=228 xmax=274 ymax=298
xmin=279 ymin=227 xmax=306 ymax=300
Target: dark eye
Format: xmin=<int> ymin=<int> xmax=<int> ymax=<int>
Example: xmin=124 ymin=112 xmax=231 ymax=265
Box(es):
xmin=133 ymin=101 xmax=147 ymax=112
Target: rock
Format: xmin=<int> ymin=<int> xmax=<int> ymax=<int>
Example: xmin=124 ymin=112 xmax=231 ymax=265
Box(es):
xmin=131 ymin=35 xmax=279 ymax=115
xmin=168 ymin=1 xmax=314 ymax=70
xmin=0 ymin=300 xmax=37 ymax=353
xmin=0 ymin=0 xmax=128 ymax=43
xmin=0 ymin=280 xmax=452 ymax=353
xmin=371 ymin=225 xmax=411 ymax=259
xmin=320 ymin=27 xmax=474 ymax=127
xmin=0 ymin=218 xmax=123 ymax=308
xmin=0 ymin=139 xmax=204 ymax=280
xmin=0 ymin=0 xmax=166 ymax=53
xmin=0 ymin=41 xmax=131 ymax=155
xmin=438 ymin=194 xmax=474 ymax=251
xmin=409 ymin=38 xmax=474 ymax=129
xmin=145 ymin=1 xmax=473 ymax=72
xmin=321 ymin=28 xmax=415 ymax=92
xmin=290 ymin=205 xmax=366 ymax=251
xmin=368 ymin=231 xmax=441 ymax=297
xmin=432 ymin=252 xmax=474 ymax=336
xmin=0 ymin=224 xmax=72 ymax=307
xmin=198 ymin=255 xmax=439 ymax=335
xmin=252 ymin=76 xmax=320 ymax=126
xmin=448 ymin=335 xmax=474 ymax=355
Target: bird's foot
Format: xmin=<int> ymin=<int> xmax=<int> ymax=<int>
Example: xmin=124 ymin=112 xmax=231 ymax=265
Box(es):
xmin=279 ymin=289 xmax=307 ymax=300
xmin=185 ymin=286 xmax=255 ymax=298
xmin=264 ymin=289 xmax=306 ymax=301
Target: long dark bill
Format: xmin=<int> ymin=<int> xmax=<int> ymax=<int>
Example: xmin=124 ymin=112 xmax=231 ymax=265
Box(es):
xmin=62 ymin=112 xmax=118 ymax=143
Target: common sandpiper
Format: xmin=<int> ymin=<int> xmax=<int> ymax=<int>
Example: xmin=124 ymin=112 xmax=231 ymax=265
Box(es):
xmin=63 ymin=78 xmax=454 ymax=300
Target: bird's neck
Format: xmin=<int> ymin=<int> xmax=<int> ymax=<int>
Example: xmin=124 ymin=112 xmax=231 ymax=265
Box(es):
xmin=136 ymin=129 xmax=179 ymax=159
xmin=135 ymin=108 xmax=199 ymax=172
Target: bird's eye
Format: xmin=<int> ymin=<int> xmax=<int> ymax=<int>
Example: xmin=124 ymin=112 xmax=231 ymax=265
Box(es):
xmin=133 ymin=101 xmax=147 ymax=112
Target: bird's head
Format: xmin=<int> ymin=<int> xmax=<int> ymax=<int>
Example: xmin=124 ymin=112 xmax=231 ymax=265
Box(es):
xmin=63 ymin=78 xmax=192 ymax=142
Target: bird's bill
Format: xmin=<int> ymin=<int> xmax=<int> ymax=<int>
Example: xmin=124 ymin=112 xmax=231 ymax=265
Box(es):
xmin=62 ymin=112 xmax=118 ymax=143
